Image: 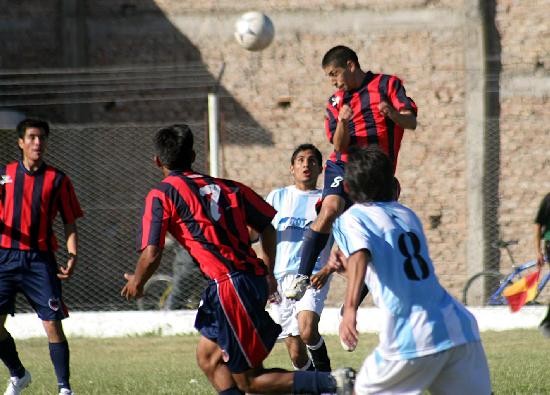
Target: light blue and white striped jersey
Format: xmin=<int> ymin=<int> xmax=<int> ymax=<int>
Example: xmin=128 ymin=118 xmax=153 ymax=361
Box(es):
xmin=333 ymin=201 xmax=480 ymax=360
xmin=266 ymin=186 xmax=331 ymax=280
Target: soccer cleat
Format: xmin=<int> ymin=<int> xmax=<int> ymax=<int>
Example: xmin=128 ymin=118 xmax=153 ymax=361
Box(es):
xmin=331 ymin=367 xmax=356 ymax=395
xmin=4 ymin=370 xmax=31 ymax=395
xmin=58 ymin=388 xmax=74 ymax=395
xmin=284 ymin=274 xmax=310 ymax=300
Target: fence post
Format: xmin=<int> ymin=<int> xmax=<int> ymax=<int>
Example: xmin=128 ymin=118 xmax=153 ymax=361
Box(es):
xmin=208 ymin=92 xmax=220 ymax=177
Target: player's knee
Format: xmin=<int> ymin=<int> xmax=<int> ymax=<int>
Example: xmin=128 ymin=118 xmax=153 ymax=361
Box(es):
xmin=196 ymin=350 xmax=216 ymax=374
xmin=300 ymin=328 xmax=319 ymax=345
xmin=42 ymin=320 xmax=66 ymax=342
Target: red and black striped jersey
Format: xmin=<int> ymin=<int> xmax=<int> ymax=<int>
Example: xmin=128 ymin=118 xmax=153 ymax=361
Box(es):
xmin=325 ymin=71 xmax=418 ymax=170
xmin=0 ymin=161 xmax=83 ymax=251
xmin=137 ymin=170 xmax=276 ymax=281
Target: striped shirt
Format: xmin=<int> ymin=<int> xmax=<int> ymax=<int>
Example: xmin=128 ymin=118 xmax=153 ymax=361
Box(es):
xmin=325 ymin=72 xmax=417 ymax=168
xmin=265 ymin=185 xmax=331 ymax=279
xmin=0 ymin=161 xmax=83 ymax=251
xmin=137 ymin=170 xmax=276 ymax=281
xmin=333 ymin=201 xmax=480 ymax=360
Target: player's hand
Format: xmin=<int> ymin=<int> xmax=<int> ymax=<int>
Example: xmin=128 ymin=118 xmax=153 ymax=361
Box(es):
xmin=326 ymin=249 xmax=347 ymax=273
xmin=266 ymin=274 xmax=280 ymax=304
xmin=379 ymin=100 xmax=398 ymax=119
xmin=338 ymin=104 xmax=353 ymax=122
xmin=311 ymin=265 xmax=334 ymax=289
xmin=57 ymin=254 xmax=77 ymax=280
xmin=339 ymin=307 xmax=359 ymax=351
xmin=121 ymin=273 xmax=144 ymax=300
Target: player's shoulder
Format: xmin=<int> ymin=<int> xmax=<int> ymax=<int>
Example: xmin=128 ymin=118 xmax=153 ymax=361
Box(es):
xmin=267 ymin=185 xmax=289 ymax=196
xmin=327 ymin=89 xmax=344 ymax=109
xmin=43 ymin=163 xmax=69 ymax=179
xmin=266 ymin=185 xmax=294 ymax=202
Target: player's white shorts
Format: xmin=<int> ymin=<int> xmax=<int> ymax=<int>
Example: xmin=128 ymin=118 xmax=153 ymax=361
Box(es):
xmin=270 ymin=273 xmax=331 ymax=339
xmin=355 ymin=341 xmax=491 ymax=395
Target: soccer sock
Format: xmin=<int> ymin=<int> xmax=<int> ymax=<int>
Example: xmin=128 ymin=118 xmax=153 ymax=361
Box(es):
xmin=307 ymin=337 xmax=331 ymax=372
xmin=292 ymin=371 xmax=336 ymax=394
xmin=218 ymin=387 xmax=244 ymax=395
xmin=0 ymin=333 xmax=26 ymax=378
xmin=49 ymin=341 xmax=71 ymax=390
xmin=292 ymin=358 xmax=315 ymax=371
xmin=297 ymin=229 xmax=330 ymax=277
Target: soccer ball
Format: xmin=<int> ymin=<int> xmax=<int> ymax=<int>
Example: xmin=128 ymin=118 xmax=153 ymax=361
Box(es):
xmin=234 ymin=11 xmax=275 ymax=51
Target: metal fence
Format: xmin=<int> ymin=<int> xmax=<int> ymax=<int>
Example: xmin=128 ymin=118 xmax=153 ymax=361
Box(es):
xmin=0 ymin=123 xmax=212 ymax=311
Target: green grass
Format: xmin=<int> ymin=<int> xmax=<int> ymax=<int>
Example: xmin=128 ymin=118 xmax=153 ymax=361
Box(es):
xmin=7 ymin=330 xmax=550 ymax=394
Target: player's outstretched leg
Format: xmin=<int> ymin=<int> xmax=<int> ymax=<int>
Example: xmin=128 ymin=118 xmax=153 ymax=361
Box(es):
xmin=285 ymin=229 xmax=330 ymax=300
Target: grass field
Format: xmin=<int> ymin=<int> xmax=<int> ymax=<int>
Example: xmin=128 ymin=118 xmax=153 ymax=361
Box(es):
xmin=7 ymin=329 xmax=549 ymax=394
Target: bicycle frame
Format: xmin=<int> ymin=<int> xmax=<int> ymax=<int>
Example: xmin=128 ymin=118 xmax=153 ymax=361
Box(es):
xmin=486 ymin=259 xmax=550 ymax=306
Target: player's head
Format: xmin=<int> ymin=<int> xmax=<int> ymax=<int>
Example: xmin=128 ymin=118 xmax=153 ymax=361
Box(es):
xmin=16 ymin=118 xmax=50 ymax=139
xmin=345 ymin=146 xmax=393 ymax=203
xmin=16 ymin=118 xmax=49 ymax=163
xmin=322 ymin=46 xmax=359 ymax=69
xmin=290 ymin=143 xmax=322 ymax=190
xmin=153 ymin=124 xmax=195 ymax=170
xmin=322 ymin=46 xmax=362 ymax=91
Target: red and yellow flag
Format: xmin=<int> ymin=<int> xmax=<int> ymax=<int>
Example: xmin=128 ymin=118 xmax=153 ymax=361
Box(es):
xmin=502 ymin=269 xmax=541 ymax=312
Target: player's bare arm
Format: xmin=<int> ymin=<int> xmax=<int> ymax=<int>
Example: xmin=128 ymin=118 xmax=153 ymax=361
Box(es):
xmin=332 ymin=104 xmax=352 ymax=152
xmin=379 ymin=101 xmax=417 ymax=130
xmin=314 ymin=246 xmax=346 ymax=286
xmin=259 ymin=224 xmax=280 ymax=302
xmin=121 ymin=245 xmax=163 ymax=300
xmin=58 ymin=223 xmax=78 ymax=280
xmin=339 ymin=248 xmax=369 ymax=351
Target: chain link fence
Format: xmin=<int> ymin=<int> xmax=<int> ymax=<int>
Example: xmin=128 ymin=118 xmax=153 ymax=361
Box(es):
xmin=0 ymin=123 xmax=212 ymax=311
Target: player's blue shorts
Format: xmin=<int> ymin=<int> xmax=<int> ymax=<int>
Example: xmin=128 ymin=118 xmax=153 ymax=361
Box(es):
xmin=321 ymin=160 xmax=353 ymax=208
xmin=0 ymin=249 xmax=68 ymax=320
xmin=321 ymin=159 xmax=401 ymax=209
xmin=195 ymin=271 xmax=282 ymax=373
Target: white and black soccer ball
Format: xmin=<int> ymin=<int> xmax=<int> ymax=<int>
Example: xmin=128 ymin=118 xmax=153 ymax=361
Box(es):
xmin=234 ymin=11 xmax=275 ymax=51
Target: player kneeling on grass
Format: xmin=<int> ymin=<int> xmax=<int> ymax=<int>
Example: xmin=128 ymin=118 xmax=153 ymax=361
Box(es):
xmin=331 ymin=146 xmax=492 ymax=394
xmin=121 ymin=124 xmax=355 ymax=395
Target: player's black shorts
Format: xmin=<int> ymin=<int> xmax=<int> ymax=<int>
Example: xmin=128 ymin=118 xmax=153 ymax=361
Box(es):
xmin=0 ymin=249 xmax=68 ymax=320
xmin=195 ymin=272 xmax=281 ymax=373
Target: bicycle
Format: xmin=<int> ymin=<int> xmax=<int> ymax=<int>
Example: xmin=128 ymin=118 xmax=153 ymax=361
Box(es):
xmin=137 ymin=243 xmax=207 ymax=311
xmin=137 ymin=271 xmax=207 ymax=311
xmin=462 ymin=239 xmax=550 ymax=306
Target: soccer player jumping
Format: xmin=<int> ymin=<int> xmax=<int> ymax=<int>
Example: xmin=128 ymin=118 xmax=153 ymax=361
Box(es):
xmin=286 ymin=45 xmax=418 ymax=301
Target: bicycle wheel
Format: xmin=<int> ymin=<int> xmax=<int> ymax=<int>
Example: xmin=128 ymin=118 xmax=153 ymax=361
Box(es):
xmin=462 ymin=271 xmax=505 ymax=306
xmin=137 ymin=274 xmax=173 ymax=311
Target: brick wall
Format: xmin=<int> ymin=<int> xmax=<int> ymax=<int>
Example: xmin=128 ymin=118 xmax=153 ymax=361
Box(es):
xmin=0 ymin=0 xmax=547 ymax=306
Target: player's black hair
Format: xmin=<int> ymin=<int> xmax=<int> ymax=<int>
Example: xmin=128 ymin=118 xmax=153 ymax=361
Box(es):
xmin=322 ymin=45 xmax=360 ymax=69
xmin=154 ymin=124 xmax=194 ymax=170
xmin=290 ymin=143 xmax=322 ymax=166
xmin=16 ymin=118 xmax=50 ymax=139
xmin=345 ymin=146 xmax=393 ymax=203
